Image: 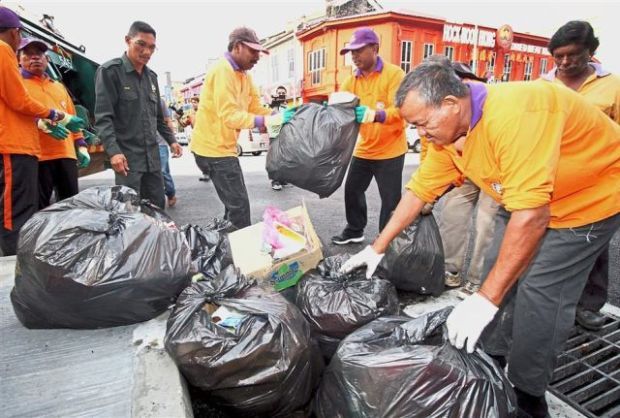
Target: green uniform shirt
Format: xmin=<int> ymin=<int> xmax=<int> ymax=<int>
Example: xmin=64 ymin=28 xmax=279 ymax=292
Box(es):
xmin=94 ymin=53 xmax=176 ymax=172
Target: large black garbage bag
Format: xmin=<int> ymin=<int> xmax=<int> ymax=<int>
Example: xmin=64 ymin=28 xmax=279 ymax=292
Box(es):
xmin=296 ymin=254 xmax=399 ymax=358
xmin=10 ymin=186 xmax=191 ymax=329
xmin=181 ymin=218 xmax=235 ymax=279
xmin=314 ymin=308 xmax=517 ymax=418
xmin=164 ymin=265 xmax=324 ymax=417
xmin=266 ymin=97 xmax=360 ymax=198
xmin=378 ymin=214 xmax=444 ymax=295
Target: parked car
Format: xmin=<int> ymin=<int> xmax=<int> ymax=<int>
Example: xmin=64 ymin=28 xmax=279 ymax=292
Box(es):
xmin=406 ymin=125 xmax=421 ymax=153
xmin=237 ymin=128 xmax=269 ymax=156
xmin=175 ymin=132 xmax=189 ymax=146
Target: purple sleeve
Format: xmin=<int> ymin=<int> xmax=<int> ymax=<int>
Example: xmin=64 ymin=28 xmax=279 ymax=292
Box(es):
xmin=75 ymin=139 xmax=88 ymax=148
xmin=254 ymin=115 xmax=265 ymax=128
xmin=374 ymin=110 xmax=386 ymax=123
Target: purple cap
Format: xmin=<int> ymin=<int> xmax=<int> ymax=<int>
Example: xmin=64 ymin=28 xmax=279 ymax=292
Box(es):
xmin=339 ymin=28 xmax=379 ymax=55
xmin=0 ymin=6 xmax=23 ymax=29
xmin=19 ymin=37 xmax=49 ymax=52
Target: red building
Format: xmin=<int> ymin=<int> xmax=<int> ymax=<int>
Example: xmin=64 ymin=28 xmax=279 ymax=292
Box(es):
xmin=297 ymin=10 xmax=551 ymax=102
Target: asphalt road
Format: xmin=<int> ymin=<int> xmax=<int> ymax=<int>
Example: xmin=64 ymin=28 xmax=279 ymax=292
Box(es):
xmin=80 ymin=148 xmax=620 ymax=307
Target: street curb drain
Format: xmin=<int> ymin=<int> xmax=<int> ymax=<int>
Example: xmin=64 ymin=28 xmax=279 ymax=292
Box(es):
xmin=549 ymin=313 xmax=620 ymax=418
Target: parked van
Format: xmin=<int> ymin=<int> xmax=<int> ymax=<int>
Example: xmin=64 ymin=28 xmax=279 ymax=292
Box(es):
xmin=237 ymin=128 xmax=269 ymax=156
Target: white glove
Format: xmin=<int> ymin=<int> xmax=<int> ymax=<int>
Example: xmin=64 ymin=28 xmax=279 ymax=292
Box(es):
xmin=340 ymin=245 xmax=384 ymax=279
xmin=446 ymin=292 xmax=499 ymax=353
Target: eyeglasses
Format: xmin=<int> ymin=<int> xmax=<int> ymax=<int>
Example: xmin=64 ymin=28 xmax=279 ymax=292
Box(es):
xmin=133 ymin=40 xmax=157 ymax=52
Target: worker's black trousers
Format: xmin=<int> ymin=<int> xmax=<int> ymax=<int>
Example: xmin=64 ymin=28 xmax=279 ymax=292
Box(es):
xmin=0 ymin=154 xmax=38 ymax=256
xmin=480 ymin=208 xmax=620 ymax=396
xmin=38 ymin=158 xmax=79 ymax=209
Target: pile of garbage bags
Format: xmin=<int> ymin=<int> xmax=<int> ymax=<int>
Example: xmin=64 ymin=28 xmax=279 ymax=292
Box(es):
xmin=314 ymin=308 xmax=517 ymax=418
xmin=296 ymin=254 xmax=399 ymax=358
xmin=10 ymin=186 xmax=192 ymax=329
xmin=379 ymin=214 xmax=444 ymax=295
xmin=164 ymin=265 xmax=323 ymax=417
xmin=266 ymin=95 xmax=360 ymax=198
xmin=181 ymin=218 xmax=235 ymax=279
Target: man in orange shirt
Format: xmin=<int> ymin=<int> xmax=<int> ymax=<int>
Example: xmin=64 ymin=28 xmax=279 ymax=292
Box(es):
xmin=543 ymin=20 xmax=620 ymax=331
xmin=19 ymin=37 xmax=90 ymax=208
xmin=332 ymin=28 xmax=407 ymax=245
xmin=344 ymin=62 xmax=620 ymax=417
xmin=0 ymin=7 xmax=79 ymax=255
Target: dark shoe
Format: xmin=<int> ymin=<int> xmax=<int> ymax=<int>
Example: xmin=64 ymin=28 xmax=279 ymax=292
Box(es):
xmin=515 ymin=388 xmax=550 ymax=418
xmin=199 ymin=174 xmax=210 ymax=182
xmin=331 ymin=230 xmax=364 ymax=245
xmin=575 ymin=308 xmax=606 ymax=331
xmin=271 ymin=180 xmax=282 ymax=191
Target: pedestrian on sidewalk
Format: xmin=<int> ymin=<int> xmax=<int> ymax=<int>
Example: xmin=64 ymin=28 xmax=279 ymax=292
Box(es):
xmin=95 ymin=21 xmax=182 ymax=209
xmin=343 ymin=61 xmax=620 ymax=418
xmin=189 ymin=27 xmax=294 ymax=228
xmin=331 ymin=28 xmax=407 ymax=245
xmin=268 ymin=85 xmax=289 ymax=191
xmin=156 ymin=98 xmax=179 ymax=207
xmin=542 ymin=20 xmax=620 ymax=331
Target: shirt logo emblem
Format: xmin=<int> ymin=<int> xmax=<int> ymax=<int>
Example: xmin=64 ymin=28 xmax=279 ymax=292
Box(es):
xmin=491 ymin=182 xmax=503 ymax=195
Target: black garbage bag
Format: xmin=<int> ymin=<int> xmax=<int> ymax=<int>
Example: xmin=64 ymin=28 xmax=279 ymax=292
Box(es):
xmin=378 ymin=214 xmax=444 ymax=295
xmin=296 ymin=254 xmax=399 ymax=358
xmin=314 ymin=308 xmax=517 ymax=418
xmin=266 ymin=97 xmax=360 ymax=198
xmin=164 ymin=265 xmax=324 ymax=417
xmin=10 ymin=186 xmax=191 ymax=329
xmin=181 ymin=218 xmax=235 ymax=279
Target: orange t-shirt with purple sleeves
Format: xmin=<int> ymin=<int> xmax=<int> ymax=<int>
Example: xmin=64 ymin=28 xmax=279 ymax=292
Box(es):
xmin=0 ymin=40 xmax=51 ymax=157
xmin=22 ymin=73 xmax=83 ymax=161
xmin=406 ymin=81 xmax=620 ymax=229
xmin=341 ymin=58 xmax=407 ymax=160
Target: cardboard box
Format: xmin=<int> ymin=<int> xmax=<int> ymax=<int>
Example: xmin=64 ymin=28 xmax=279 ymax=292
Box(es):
xmin=229 ymin=203 xmax=323 ymax=291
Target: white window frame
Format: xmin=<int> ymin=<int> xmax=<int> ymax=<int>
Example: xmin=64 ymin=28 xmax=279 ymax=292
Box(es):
xmin=400 ymin=40 xmax=412 ymax=73
xmin=271 ymin=54 xmax=279 ymax=83
xmin=444 ymin=46 xmax=454 ymax=61
xmin=523 ymin=59 xmax=533 ymax=81
xmin=486 ymin=52 xmax=496 ymax=73
xmin=287 ymin=48 xmax=295 ymax=79
xmin=539 ymin=58 xmax=548 ymax=76
xmin=309 ymin=48 xmax=325 ymax=85
xmin=423 ymin=43 xmax=434 ymax=60
xmin=502 ymin=53 xmax=512 ymax=81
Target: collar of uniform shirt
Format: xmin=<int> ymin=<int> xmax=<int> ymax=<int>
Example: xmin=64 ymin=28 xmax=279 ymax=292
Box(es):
xmin=467 ymin=81 xmax=487 ymax=131
xmin=20 ymin=68 xmax=48 ymax=80
xmin=224 ymin=51 xmax=242 ymax=72
xmin=541 ymin=62 xmax=610 ymax=82
xmin=355 ymin=56 xmax=384 ymax=77
xmin=121 ymin=52 xmax=145 ymax=74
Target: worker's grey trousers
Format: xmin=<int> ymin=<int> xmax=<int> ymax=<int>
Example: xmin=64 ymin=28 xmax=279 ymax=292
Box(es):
xmin=480 ymin=208 xmax=620 ymax=395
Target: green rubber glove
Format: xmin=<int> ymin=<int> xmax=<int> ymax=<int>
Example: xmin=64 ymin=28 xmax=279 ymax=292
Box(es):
xmin=354 ymin=106 xmax=376 ymax=124
xmin=82 ymin=130 xmax=97 ymax=145
xmin=282 ymin=107 xmax=297 ymax=124
xmin=37 ymin=119 xmax=70 ymax=140
xmin=59 ymin=114 xmax=86 ymax=133
xmin=76 ymin=146 xmax=91 ymax=169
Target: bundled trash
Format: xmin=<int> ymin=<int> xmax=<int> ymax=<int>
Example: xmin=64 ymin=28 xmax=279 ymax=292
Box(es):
xmin=378 ymin=214 xmax=444 ymax=295
xmin=10 ymin=186 xmax=191 ymax=329
xmin=181 ymin=218 xmax=235 ymax=279
xmin=164 ymin=265 xmax=323 ymax=417
xmin=314 ymin=308 xmax=517 ymax=418
xmin=266 ymin=93 xmax=360 ymax=198
xmin=296 ymin=254 xmax=399 ymax=358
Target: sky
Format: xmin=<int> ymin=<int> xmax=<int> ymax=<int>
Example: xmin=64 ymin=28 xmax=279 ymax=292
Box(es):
xmin=6 ymin=0 xmax=620 ymax=82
